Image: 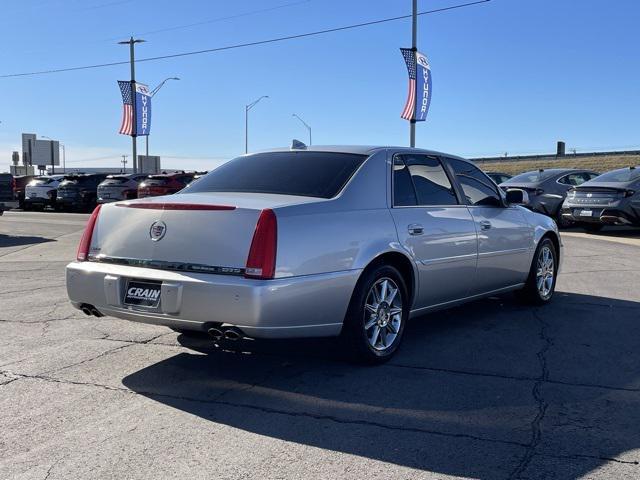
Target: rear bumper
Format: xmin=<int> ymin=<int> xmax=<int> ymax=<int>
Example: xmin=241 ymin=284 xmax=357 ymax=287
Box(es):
xmin=24 ymin=197 xmax=52 ymax=206
xmin=66 ymin=261 xmax=360 ymax=338
xmin=561 ymin=204 xmax=640 ymax=226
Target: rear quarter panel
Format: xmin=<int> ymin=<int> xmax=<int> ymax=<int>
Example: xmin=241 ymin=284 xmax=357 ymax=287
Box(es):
xmin=274 ymin=150 xmax=408 ymax=277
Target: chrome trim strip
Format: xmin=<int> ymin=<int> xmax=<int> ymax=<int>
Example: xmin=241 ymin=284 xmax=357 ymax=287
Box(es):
xmin=477 ymin=247 xmax=530 ymax=258
xmin=419 ymin=252 xmax=477 ymax=266
xmin=90 ymin=255 xmax=244 ymax=276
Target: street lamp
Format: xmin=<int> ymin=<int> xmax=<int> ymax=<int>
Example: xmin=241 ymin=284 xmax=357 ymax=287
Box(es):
xmin=146 ymin=77 xmax=180 ymax=157
xmin=42 ymin=136 xmax=65 ymax=174
xmin=292 ymin=113 xmax=312 ymax=145
xmin=245 ymin=95 xmax=269 ymax=154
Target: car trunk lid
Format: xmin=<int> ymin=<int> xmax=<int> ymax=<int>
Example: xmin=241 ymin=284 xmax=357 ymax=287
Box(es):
xmin=89 ymin=192 xmax=323 ymax=274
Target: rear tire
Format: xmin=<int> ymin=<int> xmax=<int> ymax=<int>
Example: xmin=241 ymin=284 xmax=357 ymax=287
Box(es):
xmin=341 ymin=264 xmax=409 ymax=364
xmin=518 ymin=237 xmax=557 ymax=305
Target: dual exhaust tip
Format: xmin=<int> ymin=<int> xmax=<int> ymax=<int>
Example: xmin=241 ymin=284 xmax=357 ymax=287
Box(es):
xmin=80 ymin=304 xmax=104 ymax=317
xmin=207 ymin=326 xmax=243 ymax=342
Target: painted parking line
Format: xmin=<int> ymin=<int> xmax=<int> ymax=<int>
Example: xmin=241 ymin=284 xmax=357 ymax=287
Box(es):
xmin=561 ymin=231 xmax=640 ymax=247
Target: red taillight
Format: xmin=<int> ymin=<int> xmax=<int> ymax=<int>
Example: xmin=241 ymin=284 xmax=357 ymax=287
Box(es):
xmin=245 ymin=209 xmax=277 ymax=279
xmin=11 ymin=178 xmax=16 ymax=192
xmin=76 ymin=205 xmax=102 ymax=261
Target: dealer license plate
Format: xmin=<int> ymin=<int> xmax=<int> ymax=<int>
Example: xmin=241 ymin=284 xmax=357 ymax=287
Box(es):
xmin=124 ymin=280 xmax=161 ymax=308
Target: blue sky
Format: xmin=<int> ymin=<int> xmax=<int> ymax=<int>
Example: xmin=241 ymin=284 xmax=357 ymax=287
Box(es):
xmin=0 ymin=0 xmax=638 ymax=171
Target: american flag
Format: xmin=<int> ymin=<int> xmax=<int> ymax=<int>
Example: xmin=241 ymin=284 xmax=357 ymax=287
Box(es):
xmin=400 ymin=48 xmax=417 ymax=121
xmin=118 ymin=80 xmax=134 ymax=136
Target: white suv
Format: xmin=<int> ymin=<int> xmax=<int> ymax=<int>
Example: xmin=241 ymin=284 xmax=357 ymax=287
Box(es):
xmin=24 ymin=175 xmax=65 ymax=210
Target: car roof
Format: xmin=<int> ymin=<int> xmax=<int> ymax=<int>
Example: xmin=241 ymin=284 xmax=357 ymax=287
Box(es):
xmin=255 ymin=144 xmax=468 ymax=160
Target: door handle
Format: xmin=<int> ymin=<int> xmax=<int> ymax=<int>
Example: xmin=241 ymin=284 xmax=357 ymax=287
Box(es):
xmin=480 ymin=220 xmax=492 ymax=231
xmin=408 ymin=224 xmax=424 ymax=236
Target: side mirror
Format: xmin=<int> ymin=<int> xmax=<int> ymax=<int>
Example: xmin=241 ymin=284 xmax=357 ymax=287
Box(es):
xmin=506 ymin=188 xmax=530 ymax=206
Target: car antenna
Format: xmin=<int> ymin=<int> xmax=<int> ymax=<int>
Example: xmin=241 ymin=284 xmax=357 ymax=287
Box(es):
xmin=291 ymin=139 xmax=307 ymax=150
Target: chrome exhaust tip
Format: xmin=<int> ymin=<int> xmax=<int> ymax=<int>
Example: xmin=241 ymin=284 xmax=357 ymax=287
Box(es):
xmin=223 ymin=328 xmax=242 ymax=341
xmin=207 ymin=327 xmax=224 ymax=341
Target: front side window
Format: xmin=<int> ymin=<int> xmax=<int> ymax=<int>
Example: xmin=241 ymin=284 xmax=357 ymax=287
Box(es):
xmin=393 ymin=155 xmax=458 ymax=206
xmin=447 ymin=158 xmax=502 ymax=207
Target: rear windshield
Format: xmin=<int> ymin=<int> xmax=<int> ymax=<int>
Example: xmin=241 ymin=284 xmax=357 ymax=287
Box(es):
xmin=101 ymin=176 xmax=130 ymax=185
xmin=30 ymin=178 xmax=57 ymax=186
xmin=144 ymin=177 xmax=172 ymax=185
xmin=187 ymin=151 xmax=367 ymax=198
xmin=505 ymin=170 xmax=558 ymax=183
xmin=591 ymin=167 xmax=640 ymax=183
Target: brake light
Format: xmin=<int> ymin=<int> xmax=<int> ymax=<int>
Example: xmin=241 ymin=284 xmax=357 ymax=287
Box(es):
xmin=11 ymin=178 xmax=16 ymax=192
xmin=245 ymin=209 xmax=277 ymax=279
xmin=76 ymin=205 xmax=102 ymax=261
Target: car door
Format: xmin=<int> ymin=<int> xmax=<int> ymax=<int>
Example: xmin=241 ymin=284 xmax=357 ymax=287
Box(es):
xmin=389 ymin=153 xmax=478 ymax=309
xmin=444 ymin=157 xmax=532 ymax=294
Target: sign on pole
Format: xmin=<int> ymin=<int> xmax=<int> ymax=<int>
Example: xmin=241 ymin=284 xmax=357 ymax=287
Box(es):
xmin=400 ymin=48 xmax=432 ymax=123
xmin=118 ymin=81 xmax=152 ymax=136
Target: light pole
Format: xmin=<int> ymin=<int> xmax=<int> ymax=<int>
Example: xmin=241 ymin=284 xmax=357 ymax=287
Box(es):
xmin=245 ymin=95 xmax=269 ymax=154
xmin=409 ymin=0 xmax=417 ymax=148
xmin=42 ymin=136 xmax=65 ymax=174
xmin=146 ymin=77 xmax=180 ymax=157
xmin=292 ymin=114 xmax=312 ymax=145
xmin=118 ymin=37 xmax=146 ymax=173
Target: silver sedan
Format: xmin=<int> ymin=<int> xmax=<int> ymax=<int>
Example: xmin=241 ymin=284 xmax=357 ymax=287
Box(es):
xmin=66 ymin=146 xmax=561 ymax=363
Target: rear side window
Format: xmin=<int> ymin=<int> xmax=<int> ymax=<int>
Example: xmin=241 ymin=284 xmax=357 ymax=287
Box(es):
xmin=558 ymin=172 xmax=592 ymax=186
xmin=187 ymin=152 xmax=367 ymax=199
xmin=447 ymin=158 xmax=502 ymax=207
xmin=393 ymin=155 xmax=458 ymax=206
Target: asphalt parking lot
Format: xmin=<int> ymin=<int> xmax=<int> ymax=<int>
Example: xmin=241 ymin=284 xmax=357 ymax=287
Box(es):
xmin=1 ymin=211 xmax=639 ymax=479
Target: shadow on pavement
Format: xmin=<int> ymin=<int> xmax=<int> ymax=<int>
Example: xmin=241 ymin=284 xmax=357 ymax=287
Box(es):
xmin=122 ymin=292 xmax=640 ymax=478
xmin=0 ymin=234 xmax=55 ymax=248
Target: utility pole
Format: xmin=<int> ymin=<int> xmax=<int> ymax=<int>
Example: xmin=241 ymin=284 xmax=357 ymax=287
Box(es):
xmin=410 ymin=0 xmax=417 ymax=148
xmin=121 ymin=155 xmax=128 ymax=173
xmin=118 ymin=37 xmax=145 ymax=173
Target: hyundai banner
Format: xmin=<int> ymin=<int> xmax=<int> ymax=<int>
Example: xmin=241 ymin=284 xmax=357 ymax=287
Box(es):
xmin=134 ymin=82 xmax=152 ymax=136
xmin=118 ymin=81 xmax=152 ymax=136
xmin=400 ymin=48 xmax=432 ymax=122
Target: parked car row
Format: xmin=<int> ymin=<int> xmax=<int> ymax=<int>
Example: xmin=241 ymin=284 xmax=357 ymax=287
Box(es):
xmin=485 ymin=166 xmax=640 ymax=230
xmin=0 ymin=171 xmax=204 ymax=212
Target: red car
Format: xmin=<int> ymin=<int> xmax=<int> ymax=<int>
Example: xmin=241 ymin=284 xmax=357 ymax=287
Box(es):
xmin=137 ymin=172 xmax=195 ymax=198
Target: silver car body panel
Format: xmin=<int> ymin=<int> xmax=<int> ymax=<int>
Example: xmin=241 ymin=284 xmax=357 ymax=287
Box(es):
xmin=66 ymin=146 xmax=561 ymax=338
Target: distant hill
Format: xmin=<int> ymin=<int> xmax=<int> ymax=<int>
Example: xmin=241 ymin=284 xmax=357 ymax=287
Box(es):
xmin=472 ymin=152 xmax=640 ymax=175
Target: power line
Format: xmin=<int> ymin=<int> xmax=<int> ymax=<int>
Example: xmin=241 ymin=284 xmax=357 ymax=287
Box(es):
xmin=0 ymin=0 xmax=490 ymax=79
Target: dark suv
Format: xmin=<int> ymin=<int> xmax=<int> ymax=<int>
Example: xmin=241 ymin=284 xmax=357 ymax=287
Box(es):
xmin=0 ymin=173 xmax=13 ymax=214
xmin=56 ymin=174 xmax=108 ymax=211
xmin=97 ymin=174 xmax=148 ymax=203
xmin=137 ymin=172 xmax=195 ymax=198
xmin=500 ymin=168 xmax=599 ymax=227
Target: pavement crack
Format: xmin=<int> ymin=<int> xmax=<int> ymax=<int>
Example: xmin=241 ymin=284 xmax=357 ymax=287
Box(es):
xmin=508 ymin=309 xmax=553 ymax=480
xmin=1 ymin=369 xmax=528 ymax=449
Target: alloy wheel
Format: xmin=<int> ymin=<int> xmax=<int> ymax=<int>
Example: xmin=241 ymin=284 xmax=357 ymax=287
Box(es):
xmin=363 ymin=277 xmax=403 ymax=351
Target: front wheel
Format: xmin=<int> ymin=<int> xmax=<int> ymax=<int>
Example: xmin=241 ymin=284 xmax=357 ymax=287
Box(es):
xmin=518 ymin=238 xmax=558 ymax=305
xmin=341 ymin=264 xmax=409 ymax=364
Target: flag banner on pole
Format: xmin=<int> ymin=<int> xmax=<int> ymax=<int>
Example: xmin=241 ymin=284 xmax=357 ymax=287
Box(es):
xmin=134 ymin=82 xmax=152 ymax=136
xmin=400 ymin=48 xmax=432 ymax=122
xmin=117 ymin=81 xmax=152 ymax=136
xmin=118 ymin=80 xmax=134 ymax=135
